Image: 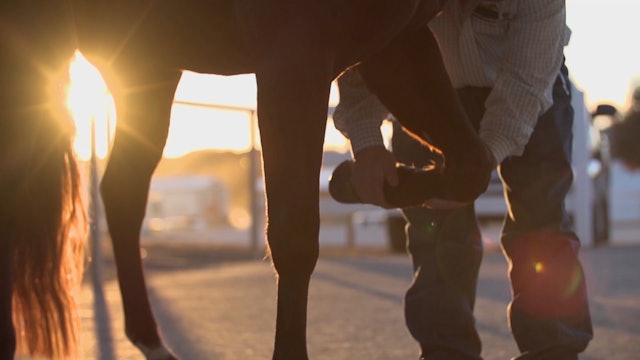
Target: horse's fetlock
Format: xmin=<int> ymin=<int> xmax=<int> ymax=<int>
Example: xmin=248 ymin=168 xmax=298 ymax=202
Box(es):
xmin=269 ymin=241 xmax=319 ymax=278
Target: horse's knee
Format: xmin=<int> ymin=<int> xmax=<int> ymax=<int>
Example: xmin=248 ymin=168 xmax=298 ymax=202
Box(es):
xmin=267 ymin=214 xmax=319 ymax=278
xmin=100 ymin=136 xmax=160 ymax=200
xmin=99 ymin=141 xmax=160 ymax=242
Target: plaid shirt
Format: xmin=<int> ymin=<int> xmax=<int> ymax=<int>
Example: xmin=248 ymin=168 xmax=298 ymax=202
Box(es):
xmin=334 ymin=0 xmax=571 ymax=163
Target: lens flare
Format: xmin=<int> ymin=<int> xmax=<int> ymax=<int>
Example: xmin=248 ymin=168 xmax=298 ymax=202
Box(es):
xmin=534 ymin=261 xmax=544 ymax=273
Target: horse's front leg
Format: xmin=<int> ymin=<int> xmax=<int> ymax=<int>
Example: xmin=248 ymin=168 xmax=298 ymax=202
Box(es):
xmin=359 ymin=25 xmax=495 ymax=203
xmin=256 ymin=60 xmax=332 ymax=360
xmin=100 ymin=68 xmax=182 ymax=360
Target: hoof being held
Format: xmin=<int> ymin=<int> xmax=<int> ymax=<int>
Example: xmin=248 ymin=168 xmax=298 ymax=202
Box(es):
xmin=329 ymin=160 xmax=442 ymax=208
xmin=329 ymin=142 xmax=494 ymax=209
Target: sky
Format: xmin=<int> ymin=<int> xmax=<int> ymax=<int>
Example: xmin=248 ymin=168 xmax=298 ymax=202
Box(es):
xmin=564 ymin=0 xmax=640 ymax=109
xmin=70 ymin=0 xmax=640 ymax=160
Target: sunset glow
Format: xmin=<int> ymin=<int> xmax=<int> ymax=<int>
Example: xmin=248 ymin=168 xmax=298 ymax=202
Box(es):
xmin=565 ymin=0 xmax=640 ymax=109
xmin=67 ymin=51 xmax=115 ymax=160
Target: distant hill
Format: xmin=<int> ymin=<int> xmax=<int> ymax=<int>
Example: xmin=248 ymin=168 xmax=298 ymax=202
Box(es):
xmin=153 ymin=149 xmax=350 ymax=210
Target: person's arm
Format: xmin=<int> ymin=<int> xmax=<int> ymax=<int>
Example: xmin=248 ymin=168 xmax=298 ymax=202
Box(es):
xmin=479 ymin=0 xmax=570 ymax=164
xmin=333 ymin=69 xmax=388 ymax=153
xmin=333 ymin=68 xmax=398 ymax=207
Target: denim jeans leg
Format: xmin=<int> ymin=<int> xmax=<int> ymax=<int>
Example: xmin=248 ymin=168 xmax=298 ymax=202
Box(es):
xmin=499 ymin=67 xmax=593 ymax=357
xmin=403 ymin=205 xmax=484 ymax=359
xmin=392 ymin=122 xmax=483 ymax=359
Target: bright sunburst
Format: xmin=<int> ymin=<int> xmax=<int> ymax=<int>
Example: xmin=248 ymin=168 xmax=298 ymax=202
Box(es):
xmin=67 ymin=51 xmax=116 ymax=160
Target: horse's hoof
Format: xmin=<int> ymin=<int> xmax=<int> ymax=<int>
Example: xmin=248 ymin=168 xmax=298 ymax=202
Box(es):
xmin=133 ymin=341 xmax=179 ymax=360
xmin=328 ymin=161 xmax=361 ymax=204
xmin=328 ymin=160 xmax=441 ymax=208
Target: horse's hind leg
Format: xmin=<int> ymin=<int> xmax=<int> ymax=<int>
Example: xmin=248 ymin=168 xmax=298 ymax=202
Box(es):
xmin=100 ymin=69 xmax=181 ymax=359
xmin=358 ymin=26 xmax=495 ymax=202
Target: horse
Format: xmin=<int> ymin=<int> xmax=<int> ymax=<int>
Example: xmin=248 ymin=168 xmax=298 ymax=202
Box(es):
xmin=0 ymin=1 xmax=494 ymax=359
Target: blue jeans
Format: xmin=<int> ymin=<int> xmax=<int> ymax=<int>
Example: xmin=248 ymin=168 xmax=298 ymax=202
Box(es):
xmin=393 ymin=65 xmax=593 ymax=359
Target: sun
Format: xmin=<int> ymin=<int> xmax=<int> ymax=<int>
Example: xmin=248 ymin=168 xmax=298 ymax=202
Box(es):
xmin=66 ymin=51 xmax=116 ymax=160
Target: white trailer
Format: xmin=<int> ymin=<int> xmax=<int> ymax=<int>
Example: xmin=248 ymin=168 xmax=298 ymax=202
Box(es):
xmin=144 ymin=176 xmax=230 ymax=232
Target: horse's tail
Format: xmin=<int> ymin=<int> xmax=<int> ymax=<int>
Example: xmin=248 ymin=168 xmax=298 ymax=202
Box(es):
xmin=10 ymin=72 xmax=87 ymax=358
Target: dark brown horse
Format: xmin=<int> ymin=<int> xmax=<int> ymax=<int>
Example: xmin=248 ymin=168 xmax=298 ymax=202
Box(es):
xmin=1 ymin=1 xmax=493 ymax=359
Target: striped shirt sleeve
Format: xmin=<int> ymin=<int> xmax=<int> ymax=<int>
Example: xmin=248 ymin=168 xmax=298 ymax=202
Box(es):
xmin=333 ymin=69 xmax=389 ymax=155
xmin=478 ymin=0 xmax=570 ymax=163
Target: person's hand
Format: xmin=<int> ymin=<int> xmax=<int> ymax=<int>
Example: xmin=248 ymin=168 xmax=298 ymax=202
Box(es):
xmin=351 ymin=145 xmax=399 ymax=208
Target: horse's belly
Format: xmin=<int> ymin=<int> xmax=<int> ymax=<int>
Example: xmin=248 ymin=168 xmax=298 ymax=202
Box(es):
xmin=332 ymin=0 xmax=444 ymax=66
xmin=77 ymin=0 xmax=254 ymax=76
xmin=234 ymin=0 xmax=442 ymax=76
xmin=151 ymin=0 xmax=254 ymax=75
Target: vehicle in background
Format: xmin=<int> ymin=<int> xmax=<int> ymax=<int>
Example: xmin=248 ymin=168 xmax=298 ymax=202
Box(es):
xmin=144 ymin=175 xmax=230 ymax=232
xmin=587 ymin=103 xmax=622 ymax=245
